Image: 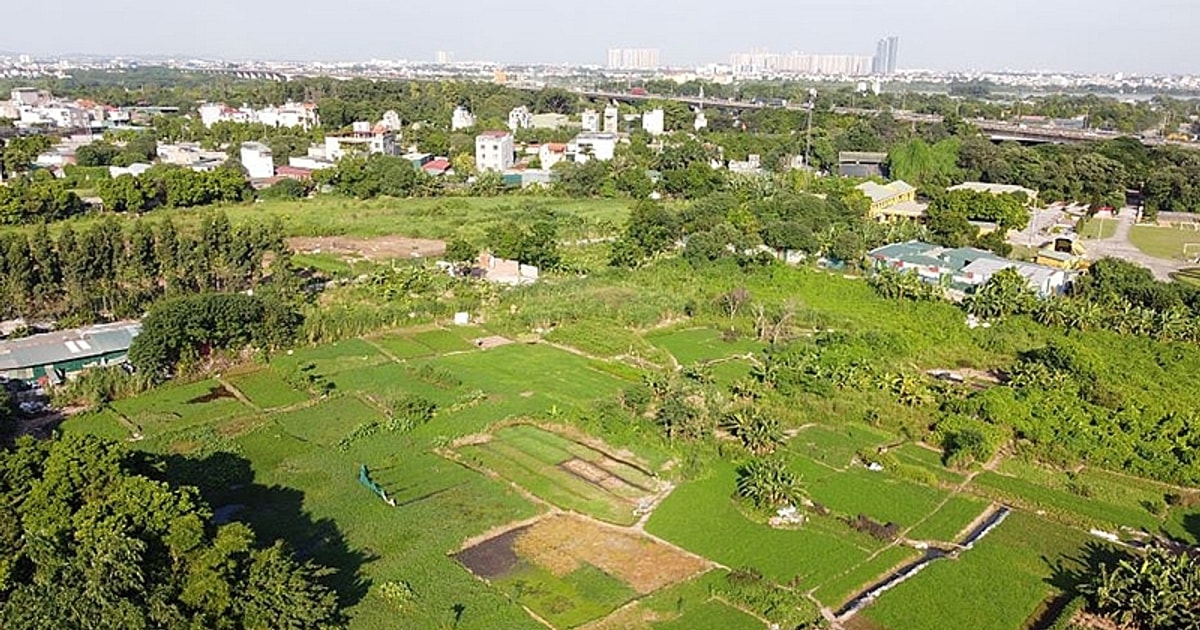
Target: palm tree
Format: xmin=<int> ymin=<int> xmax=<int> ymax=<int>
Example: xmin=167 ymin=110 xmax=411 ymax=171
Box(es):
xmin=736 ymin=457 xmax=804 ymax=509
xmin=722 ymin=408 xmax=786 ymax=455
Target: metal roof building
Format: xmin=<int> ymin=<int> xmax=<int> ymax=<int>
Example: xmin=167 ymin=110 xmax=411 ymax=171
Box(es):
xmin=0 ymin=321 xmax=141 ymax=384
xmin=869 ymin=241 xmax=1072 ymax=297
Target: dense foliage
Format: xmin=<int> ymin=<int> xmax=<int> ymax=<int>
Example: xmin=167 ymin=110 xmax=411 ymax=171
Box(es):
xmin=1080 ymin=544 xmax=1200 ymax=629
xmin=128 ymin=292 xmax=302 ymax=376
xmin=0 ymin=434 xmax=343 ymax=629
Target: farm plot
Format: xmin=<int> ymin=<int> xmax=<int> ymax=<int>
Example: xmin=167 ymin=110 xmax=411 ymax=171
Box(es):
xmin=906 ymin=495 xmax=990 ymax=543
xmin=272 ymin=395 xmax=387 ymax=446
xmin=456 ymin=514 xmax=708 ymax=629
xmin=646 ymin=462 xmax=883 ymax=586
xmin=646 ymin=328 xmax=762 ymax=365
xmin=110 ymin=379 xmax=252 ymax=437
xmin=226 ymin=369 xmax=309 ymax=409
xmin=271 ymin=339 xmax=390 ymax=376
xmin=790 ymin=453 xmax=949 ymax=529
xmin=582 ymin=572 xmax=761 ymax=630
xmin=790 ymin=423 xmax=896 ymax=469
xmin=861 ymin=511 xmax=1092 ymax=630
xmin=457 ymin=425 xmax=662 ymax=526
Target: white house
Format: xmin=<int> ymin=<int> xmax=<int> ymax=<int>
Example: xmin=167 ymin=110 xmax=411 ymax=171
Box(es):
xmin=508 ymin=106 xmax=533 ymax=131
xmin=567 ymin=132 xmax=618 ymax=163
xmin=379 ymin=110 xmax=402 ymax=131
xmin=642 ymin=108 xmax=665 ymax=136
xmin=198 ymin=102 xmax=318 ymax=130
xmin=323 ymin=122 xmax=398 ymax=161
xmin=538 ymin=143 xmax=568 ymax=170
xmin=239 ymin=142 xmax=275 ymax=179
xmin=452 ymin=106 xmax=477 ymax=131
xmin=603 ymin=105 xmax=619 ymax=133
xmin=581 ymin=109 xmax=600 ymax=133
xmin=475 ymin=131 xmax=514 ymax=172
xmin=694 ymin=109 xmax=708 ymax=131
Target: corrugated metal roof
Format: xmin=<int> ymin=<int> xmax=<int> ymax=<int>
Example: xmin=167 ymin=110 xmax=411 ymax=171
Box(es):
xmin=0 ymin=321 xmax=141 ymax=370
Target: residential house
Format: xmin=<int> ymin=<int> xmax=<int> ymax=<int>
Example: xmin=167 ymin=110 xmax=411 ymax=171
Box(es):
xmin=868 ymin=241 xmax=1071 ymax=297
xmin=239 ymin=142 xmax=275 ymax=179
xmin=642 ymin=108 xmax=665 ymax=136
xmin=567 ymin=132 xmax=618 ymax=163
xmin=508 ymin=106 xmax=533 ymax=131
xmin=538 ymin=143 xmax=568 ymax=169
xmin=581 ymin=109 xmax=600 ymax=132
xmin=324 ymin=122 xmax=398 ymax=161
xmin=856 ymin=180 xmax=924 ymax=222
xmin=451 ymin=106 xmax=477 ymax=131
xmin=475 ymin=131 xmax=515 ymax=172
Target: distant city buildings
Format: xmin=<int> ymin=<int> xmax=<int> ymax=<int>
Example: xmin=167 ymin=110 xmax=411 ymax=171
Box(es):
xmin=435 ymin=51 xmax=454 ymax=64
xmin=872 ymin=36 xmax=900 ymax=76
xmin=730 ymin=50 xmax=872 ymax=76
xmin=607 ymin=48 xmax=660 ymax=70
xmin=475 ymin=131 xmax=514 ymax=172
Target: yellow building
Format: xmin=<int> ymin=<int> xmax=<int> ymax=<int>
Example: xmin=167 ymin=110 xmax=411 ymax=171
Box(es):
xmin=856 ymin=180 xmax=923 ymax=222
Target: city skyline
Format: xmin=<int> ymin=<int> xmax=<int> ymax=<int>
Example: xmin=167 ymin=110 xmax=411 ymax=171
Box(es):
xmin=5 ymin=0 xmax=1198 ymax=75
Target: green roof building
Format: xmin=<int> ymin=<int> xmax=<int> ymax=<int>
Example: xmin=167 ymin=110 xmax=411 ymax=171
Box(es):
xmin=0 ymin=321 xmax=141 ymax=384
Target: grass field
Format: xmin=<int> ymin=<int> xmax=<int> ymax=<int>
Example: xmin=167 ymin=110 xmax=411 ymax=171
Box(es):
xmin=813 ymin=545 xmax=922 ymax=609
xmin=862 ymin=512 xmax=1092 ymax=630
xmin=1170 ymin=267 xmax=1200 ymax=287
xmin=790 ymin=454 xmax=949 ymax=529
xmin=645 ymin=462 xmax=882 ymax=587
xmin=110 ymin=379 xmax=252 ymax=437
xmin=1130 ymin=224 xmax=1200 ymax=260
xmin=907 ymin=495 xmax=990 ymax=542
xmin=226 ymin=369 xmax=310 ymax=409
xmin=646 ymin=328 xmax=763 ymax=365
xmin=1077 ymin=217 xmax=1118 ymax=240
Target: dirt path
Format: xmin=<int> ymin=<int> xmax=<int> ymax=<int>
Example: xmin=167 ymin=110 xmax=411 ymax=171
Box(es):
xmin=288 ymin=235 xmax=445 ymax=260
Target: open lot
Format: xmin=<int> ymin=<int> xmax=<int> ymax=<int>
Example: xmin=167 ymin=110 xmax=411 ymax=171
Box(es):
xmin=1130 ymin=224 xmax=1200 ymax=261
xmin=456 ymin=514 xmax=708 ymax=629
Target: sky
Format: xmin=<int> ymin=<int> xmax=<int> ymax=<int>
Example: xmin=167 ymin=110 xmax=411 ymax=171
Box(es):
xmin=8 ymin=0 xmax=1198 ymax=74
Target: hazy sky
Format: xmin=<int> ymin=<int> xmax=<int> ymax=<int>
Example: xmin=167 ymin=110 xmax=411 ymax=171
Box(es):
xmin=9 ymin=0 xmax=1197 ymax=74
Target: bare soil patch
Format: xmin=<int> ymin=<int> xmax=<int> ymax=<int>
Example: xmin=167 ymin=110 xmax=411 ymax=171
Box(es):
xmin=513 ymin=514 xmax=709 ymax=594
xmin=454 ymin=525 xmax=530 ymax=580
xmin=474 ymin=335 xmax=513 ymax=350
xmin=288 ymin=235 xmax=446 ymax=260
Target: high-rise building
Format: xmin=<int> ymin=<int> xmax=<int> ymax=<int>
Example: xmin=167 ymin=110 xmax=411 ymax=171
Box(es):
xmin=729 ymin=50 xmax=872 ymax=76
xmin=872 ymin=36 xmax=900 ymax=75
xmin=607 ymin=48 xmax=660 ymax=70
xmin=435 ymin=51 xmax=454 ymax=64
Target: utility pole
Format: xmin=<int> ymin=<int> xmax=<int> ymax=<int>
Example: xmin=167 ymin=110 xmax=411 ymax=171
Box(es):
xmin=804 ymin=88 xmax=816 ymax=170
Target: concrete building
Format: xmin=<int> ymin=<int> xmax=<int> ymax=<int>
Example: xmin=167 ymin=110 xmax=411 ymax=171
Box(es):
xmin=379 ymin=110 xmax=403 ymax=131
xmin=324 ymin=122 xmax=398 ymax=161
xmin=288 ymin=156 xmax=336 ymax=171
xmin=948 ymin=181 xmax=1039 ymax=205
xmin=477 ymin=251 xmax=538 ymax=285
xmin=567 ymin=132 xmax=618 ymax=163
xmin=839 ymin=152 xmax=888 ymax=178
xmin=0 ymin=321 xmax=142 ymax=384
xmin=240 ymin=142 xmax=276 ymax=179
xmin=538 ymin=143 xmax=568 ymax=170
xmin=856 ymin=180 xmax=923 ymax=222
xmin=872 ymin=36 xmax=900 ymax=76
xmin=642 ymin=108 xmax=665 ymax=136
xmin=10 ymin=87 xmax=45 ymax=107
xmin=603 ymin=106 xmax=619 ymax=133
xmin=581 ymin=109 xmax=600 ymax=133
xmin=730 ymin=50 xmax=872 ymax=76
xmin=869 ymin=241 xmax=1071 ymax=298
xmin=508 ymin=106 xmax=533 ymax=131
xmin=451 ymin=106 xmax=477 ymax=131
xmin=728 ymin=154 xmax=763 ymax=175
xmin=198 ymin=102 xmax=319 ymax=130
xmin=694 ymin=109 xmax=708 ymax=131
xmin=607 ymin=48 xmax=660 ymax=70
xmin=475 ymin=131 xmax=514 ymax=172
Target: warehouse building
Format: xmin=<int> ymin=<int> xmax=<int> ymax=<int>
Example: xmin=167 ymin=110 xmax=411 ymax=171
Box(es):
xmin=0 ymin=321 xmax=142 ymax=384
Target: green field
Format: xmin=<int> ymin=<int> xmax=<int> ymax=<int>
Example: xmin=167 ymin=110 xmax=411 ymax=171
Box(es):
xmin=1130 ymin=224 xmax=1200 ymax=260
xmin=1170 ymin=266 xmax=1200 ymax=287
xmin=813 ymin=545 xmax=922 ymax=609
xmin=1077 ymin=217 xmax=1118 ymax=239
xmin=907 ymin=495 xmax=990 ymax=542
xmin=110 ymin=379 xmax=252 ymax=437
xmin=646 ymin=328 xmax=763 ymax=365
xmin=863 ymin=512 xmax=1093 ymax=630
xmin=226 ymin=369 xmax=310 ymax=409
xmin=458 ymin=425 xmax=656 ymax=525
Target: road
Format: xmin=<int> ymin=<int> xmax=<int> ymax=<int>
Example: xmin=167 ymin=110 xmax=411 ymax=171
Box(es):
xmin=1083 ymin=208 xmax=1188 ymax=280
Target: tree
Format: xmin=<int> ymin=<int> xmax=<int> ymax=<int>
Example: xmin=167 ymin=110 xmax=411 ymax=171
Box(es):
xmin=965 ymin=267 xmax=1036 ymax=320
xmin=444 ymin=238 xmax=477 ymax=263
xmin=1079 ymin=543 xmax=1200 ymax=630
xmin=75 ymin=140 xmax=121 ymax=167
xmin=736 ymin=457 xmax=804 ymax=509
xmin=0 ymin=434 xmax=344 ymax=629
xmin=722 ymin=408 xmax=786 ymax=455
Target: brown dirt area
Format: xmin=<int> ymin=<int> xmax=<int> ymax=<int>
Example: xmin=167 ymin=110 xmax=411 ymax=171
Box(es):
xmin=454 ymin=525 xmax=530 ymax=580
xmin=474 ymin=335 xmax=513 ymax=350
xmin=288 ymin=235 xmax=446 ymax=260
xmin=580 ymin=602 xmax=670 ymax=630
xmin=513 ymin=514 xmax=709 ymax=594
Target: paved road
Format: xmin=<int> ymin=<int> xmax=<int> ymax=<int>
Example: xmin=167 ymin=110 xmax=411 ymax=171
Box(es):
xmin=1083 ymin=208 xmax=1187 ymax=280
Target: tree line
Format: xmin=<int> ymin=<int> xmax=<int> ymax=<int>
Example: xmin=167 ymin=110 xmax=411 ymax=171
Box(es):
xmin=0 ymin=211 xmax=294 ymax=323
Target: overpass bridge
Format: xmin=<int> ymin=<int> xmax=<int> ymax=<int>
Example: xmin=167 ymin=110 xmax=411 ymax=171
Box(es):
xmin=566 ymin=89 xmax=1197 ymax=149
